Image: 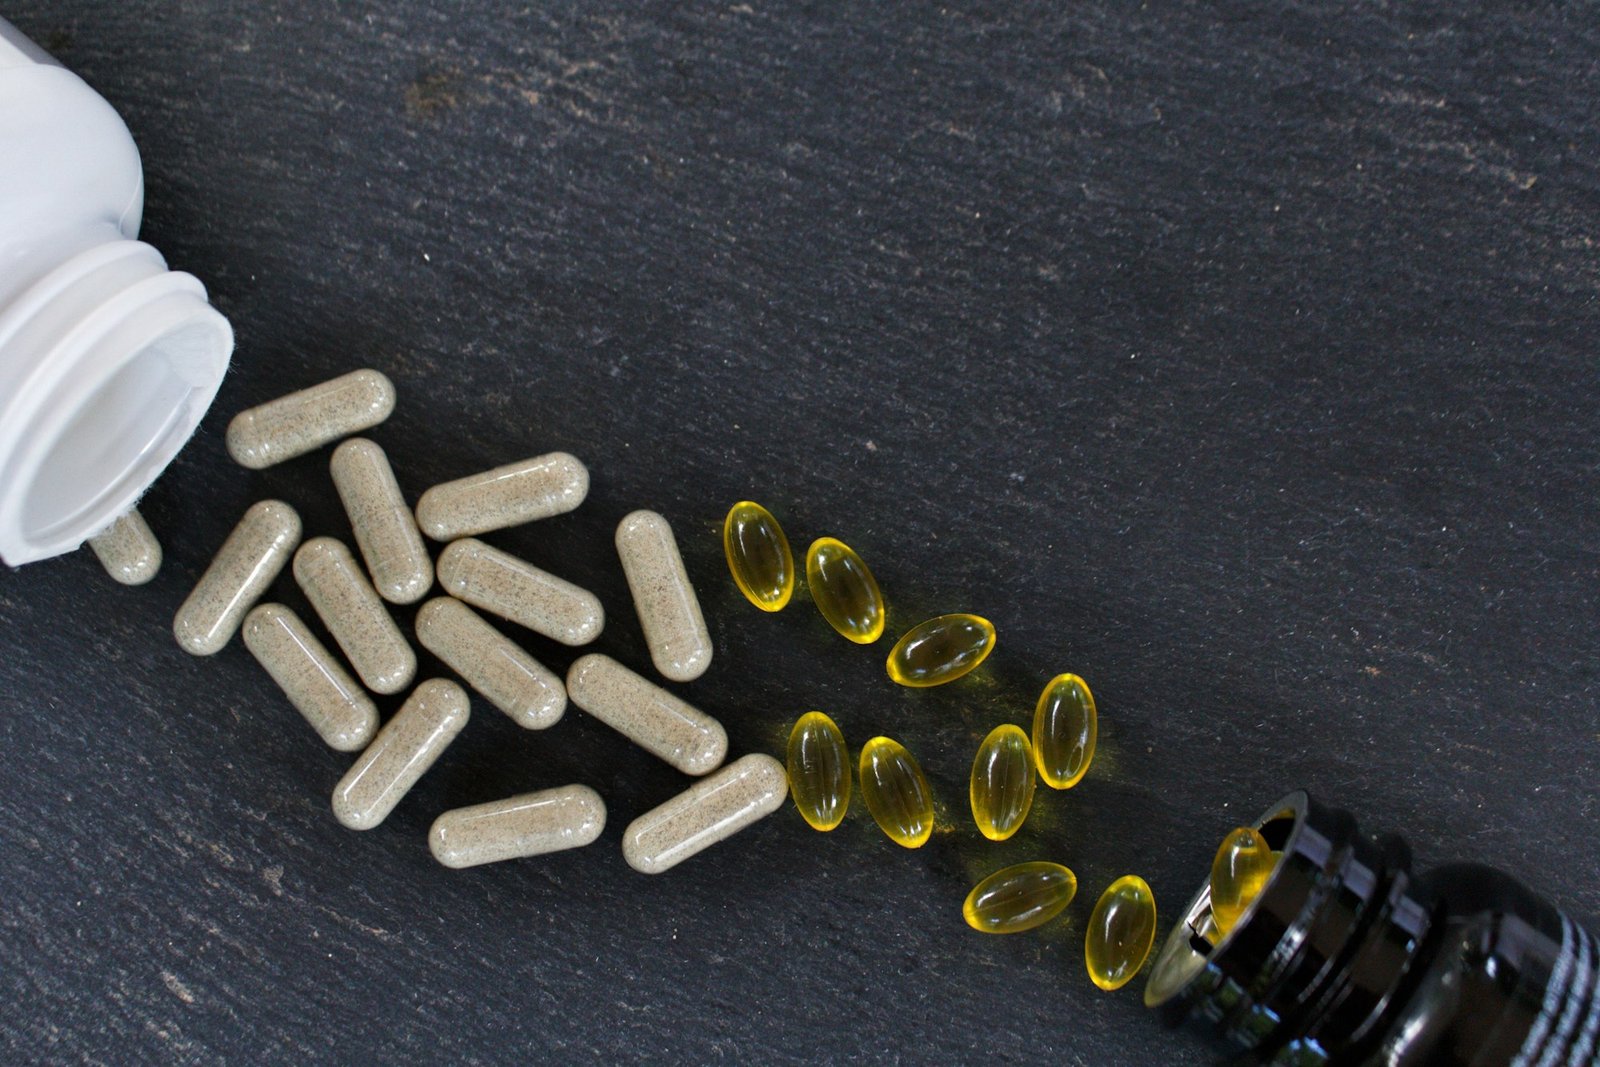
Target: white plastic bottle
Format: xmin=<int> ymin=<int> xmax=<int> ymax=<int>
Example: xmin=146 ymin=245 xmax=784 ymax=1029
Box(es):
xmin=0 ymin=17 xmax=232 ymax=566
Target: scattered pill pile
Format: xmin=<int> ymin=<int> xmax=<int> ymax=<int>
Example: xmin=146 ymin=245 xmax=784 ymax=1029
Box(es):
xmin=724 ymin=499 xmax=1159 ymax=992
xmin=121 ymin=368 xmax=789 ymax=875
xmin=80 ymin=370 xmax=1192 ymax=997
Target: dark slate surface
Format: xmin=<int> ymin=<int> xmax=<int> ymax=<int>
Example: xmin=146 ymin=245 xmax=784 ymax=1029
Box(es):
xmin=3 ymin=2 xmax=1598 ymax=1063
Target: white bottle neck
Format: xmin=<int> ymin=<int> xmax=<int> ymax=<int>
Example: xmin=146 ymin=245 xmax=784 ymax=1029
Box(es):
xmin=0 ymin=227 xmax=232 ymax=565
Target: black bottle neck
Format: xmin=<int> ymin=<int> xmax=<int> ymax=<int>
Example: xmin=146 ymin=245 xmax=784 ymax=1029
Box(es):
xmin=1144 ymin=791 xmax=1600 ymax=1066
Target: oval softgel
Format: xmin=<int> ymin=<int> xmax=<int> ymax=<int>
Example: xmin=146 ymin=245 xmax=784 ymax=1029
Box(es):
xmin=786 ymin=712 xmax=850 ymax=831
xmin=1209 ymin=825 xmax=1277 ymax=936
xmin=1033 ymin=673 xmax=1098 ymax=789
xmin=964 ymin=862 xmax=1078 ymax=934
xmin=723 ymin=501 xmax=794 ymax=611
xmin=970 ymin=724 xmax=1035 ymax=841
xmin=858 ymin=736 xmax=934 ymax=848
xmin=806 ymin=537 xmax=885 ymax=644
xmin=1085 ymin=875 xmax=1158 ymax=991
xmin=887 ymin=613 xmax=995 ymax=687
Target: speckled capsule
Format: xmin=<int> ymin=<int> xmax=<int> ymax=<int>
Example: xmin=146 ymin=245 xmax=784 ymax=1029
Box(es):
xmin=413 ymin=597 xmax=565 ymax=729
xmin=970 ymin=724 xmax=1036 ymax=841
xmin=242 ymin=603 xmax=378 ymax=751
xmin=566 ymin=654 xmax=727 ymax=776
xmin=964 ymin=862 xmax=1079 ymax=934
xmin=887 ymin=613 xmax=996 ymax=687
xmin=173 ymin=500 xmax=301 ymax=655
xmin=332 ymin=679 xmax=470 ymax=830
xmin=330 ymin=438 xmax=432 ymax=604
xmin=1033 ymin=673 xmax=1098 ymax=790
xmin=1086 ymin=875 xmax=1158 ymax=991
xmin=622 ymin=754 xmax=789 ymax=874
xmin=806 ymin=537 xmax=885 ymax=644
xmin=1209 ymin=826 xmax=1276 ymax=936
xmin=414 ymin=451 xmax=589 ymax=542
xmin=294 ymin=537 xmax=417 ymax=695
xmin=88 ymin=508 xmax=161 ymax=585
xmin=723 ymin=501 xmax=794 ymax=611
xmin=226 ymin=369 xmax=396 ymax=469
xmin=429 ymin=785 xmax=607 ymax=869
xmin=616 ymin=510 xmax=713 ymax=682
xmin=436 ymin=538 xmax=604 ymax=647
xmin=786 ymin=712 xmax=850 ymax=831
xmin=858 ymin=736 xmax=934 ymax=848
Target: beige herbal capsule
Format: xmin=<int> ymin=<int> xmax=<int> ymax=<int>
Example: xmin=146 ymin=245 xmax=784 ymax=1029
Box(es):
xmin=414 ymin=597 xmax=565 ymax=729
xmin=428 ymin=785 xmax=606 ymax=869
xmin=332 ymin=679 xmax=470 ymax=830
xmin=414 ymin=451 xmax=589 ymax=541
xmin=226 ymin=368 xmax=396 ymax=469
xmin=615 ymin=509 xmax=713 ymax=682
xmin=174 ymin=500 xmax=302 ymax=656
xmin=435 ymin=538 xmax=603 ymax=646
xmin=622 ymin=754 xmax=788 ymax=875
xmin=243 ymin=603 xmax=378 ymax=751
xmin=88 ymin=508 xmax=161 ymax=585
xmin=293 ymin=537 xmax=417 ymax=695
xmin=566 ymin=653 xmax=726 ymax=776
xmin=330 ymin=438 xmax=432 ymax=604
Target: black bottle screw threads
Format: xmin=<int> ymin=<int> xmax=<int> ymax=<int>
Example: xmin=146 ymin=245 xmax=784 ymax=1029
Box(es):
xmin=1146 ymin=791 xmax=1599 ymax=1066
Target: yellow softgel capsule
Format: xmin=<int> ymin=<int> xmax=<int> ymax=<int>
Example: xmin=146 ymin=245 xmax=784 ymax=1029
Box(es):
xmin=1085 ymin=875 xmax=1158 ymax=991
xmin=1032 ymin=673 xmax=1098 ymax=789
xmin=858 ymin=736 xmax=933 ymax=848
xmin=724 ymin=501 xmax=795 ymax=612
xmin=964 ymin=861 xmax=1078 ymax=934
xmin=805 ymin=537 xmax=885 ymax=643
xmin=1209 ymin=825 xmax=1276 ymax=936
xmin=887 ymin=613 xmax=995 ymax=687
xmin=786 ymin=712 xmax=850 ymax=831
xmin=970 ymin=724 xmax=1035 ymax=841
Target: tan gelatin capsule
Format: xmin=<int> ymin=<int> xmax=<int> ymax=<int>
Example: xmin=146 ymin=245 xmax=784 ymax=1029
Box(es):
xmin=622 ymin=754 xmax=788 ymax=875
xmin=293 ymin=537 xmax=417 ymax=695
xmin=436 ymin=538 xmax=604 ymax=646
xmin=566 ymin=653 xmax=727 ymax=776
xmin=242 ymin=603 xmax=378 ymax=751
xmin=414 ymin=597 xmax=565 ymax=729
xmin=226 ymin=369 xmax=396 ymax=469
xmin=330 ymin=438 xmax=432 ymax=604
xmin=414 ymin=452 xmax=589 ymax=541
xmin=332 ymin=679 xmax=470 ymax=830
xmin=615 ymin=509 xmax=713 ymax=682
xmin=173 ymin=500 xmax=302 ymax=656
xmin=88 ymin=508 xmax=161 ymax=585
xmin=429 ymin=785 xmax=606 ymax=869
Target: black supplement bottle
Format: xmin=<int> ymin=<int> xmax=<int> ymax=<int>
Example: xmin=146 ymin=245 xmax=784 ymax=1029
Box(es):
xmin=1145 ymin=791 xmax=1599 ymax=1065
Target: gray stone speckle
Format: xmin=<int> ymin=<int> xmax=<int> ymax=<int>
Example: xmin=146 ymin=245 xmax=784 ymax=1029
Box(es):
xmin=330 ymin=438 xmax=433 ymax=605
xmin=87 ymin=508 xmax=161 ymax=585
xmin=436 ymin=537 xmax=603 ymax=646
xmin=172 ymin=500 xmax=300 ymax=656
xmin=414 ymin=452 xmax=588 ymax=541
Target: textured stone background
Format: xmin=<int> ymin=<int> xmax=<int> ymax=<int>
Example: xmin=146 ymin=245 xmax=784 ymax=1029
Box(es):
xmin=2 ymin=2 xmax=1597 ymax=1063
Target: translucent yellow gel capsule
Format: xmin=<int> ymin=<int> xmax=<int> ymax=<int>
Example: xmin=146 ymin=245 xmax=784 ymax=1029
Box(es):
xmin=805 ymin=537 xmax=885 ymax=644
xmin=964 ymin=862 xmax=1078 ymax=934
xmin=887 ymin=613 xmax=995 ymax=687
xmin=1209 ymin=826 xmax=1276 ymax=936
xmin=1086 ymin=875 xmax=1158 ymax=991
xmin=786 ymin=712 xmax=850 ymax=831
xmin=724 ymin=501 xmax=795 ymax=612
xmin=858 ymin=736 xmax=933 ymax=848
xmin=970 ymin=724 xmax=1036 ymax=841
xmin=1032 ymin=673 xmax=1098 ymax=789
